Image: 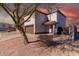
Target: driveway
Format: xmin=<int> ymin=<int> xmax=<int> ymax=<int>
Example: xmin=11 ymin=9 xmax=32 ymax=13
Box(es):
xmin=0 ymin=31 xmax=21 ymax=42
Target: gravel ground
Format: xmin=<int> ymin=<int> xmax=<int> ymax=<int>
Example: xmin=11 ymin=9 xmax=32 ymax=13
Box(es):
xmin=0 ymin=31 xmax=79 ymax=56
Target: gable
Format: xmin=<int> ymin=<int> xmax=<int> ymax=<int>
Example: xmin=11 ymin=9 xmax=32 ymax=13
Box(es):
xmin=57 ymin=10 xmax=66 ymax=18
xmin=24 ymin=13 xmax=35 ymax=26
xmin=47 ymin=12 xmax=57 ymax=22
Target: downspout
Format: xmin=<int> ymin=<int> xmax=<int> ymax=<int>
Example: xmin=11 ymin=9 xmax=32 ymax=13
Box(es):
xmin=34 ymin=12 xmax=36 ymax=34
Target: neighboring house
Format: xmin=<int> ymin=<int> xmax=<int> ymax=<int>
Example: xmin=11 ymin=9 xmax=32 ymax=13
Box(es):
xmin=24 ymin=8 xmax=66 ymax=34
xmin=0 ymin=23 xmax=15 ymax=31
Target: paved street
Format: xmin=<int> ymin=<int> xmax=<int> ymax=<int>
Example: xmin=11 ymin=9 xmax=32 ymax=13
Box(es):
xmin=0 ymin=31 xmax=21 ymax=42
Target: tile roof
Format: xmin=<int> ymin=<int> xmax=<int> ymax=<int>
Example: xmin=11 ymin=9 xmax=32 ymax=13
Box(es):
xmin=37 ymin=7 xmax=66 ymax=17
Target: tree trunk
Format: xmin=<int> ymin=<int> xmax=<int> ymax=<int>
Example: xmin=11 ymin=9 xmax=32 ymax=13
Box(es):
xmin=16 ymin=25 xmax=29 ymax=44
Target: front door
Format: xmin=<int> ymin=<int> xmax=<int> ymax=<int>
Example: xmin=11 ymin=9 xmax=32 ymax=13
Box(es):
xmin=49 ymin=25 xmax=55 ymax=35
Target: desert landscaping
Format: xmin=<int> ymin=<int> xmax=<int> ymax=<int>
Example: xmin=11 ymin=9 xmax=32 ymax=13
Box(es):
xmin=0 ymin=31 xmax=79 ymax=56
xmin=0 ymin=3 xmax=79 ymax=56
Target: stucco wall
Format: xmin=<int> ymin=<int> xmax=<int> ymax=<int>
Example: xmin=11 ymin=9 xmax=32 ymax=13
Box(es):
xmin=47 ymin=12 xmax=57 ymax=22
xmin=24 ymin=13 xmax=35 ymax=26
xmin=57 ymin=12 xmax=66 ymax=27
xmin=47 ymin=11 xmax=66 ymax=33
xmin=23 ymin=11 xmax=66 ymax=34
xmin=35 ymin=12 xmax=49 ymax=33
xmin=24 ymin=12 xmax=49 ymax=33
xmin=47 ymin=11 xmax=66 ymax=27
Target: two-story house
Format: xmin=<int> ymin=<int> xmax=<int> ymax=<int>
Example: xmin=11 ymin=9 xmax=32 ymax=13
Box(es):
xmin=24 ymin=8 xmax=66 ymax=34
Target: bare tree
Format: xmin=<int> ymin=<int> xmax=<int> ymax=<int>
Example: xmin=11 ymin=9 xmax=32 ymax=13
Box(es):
xmin=0 ymin=3 xmax=39 ymax=44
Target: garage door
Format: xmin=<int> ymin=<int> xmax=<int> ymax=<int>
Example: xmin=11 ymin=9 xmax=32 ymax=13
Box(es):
xmin=25 ymin=25 xmax=34 ymax=34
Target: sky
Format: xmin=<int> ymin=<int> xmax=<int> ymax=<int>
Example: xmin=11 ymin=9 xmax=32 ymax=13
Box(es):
xmin=0 ymin=3 xmax=79 ymax=24
xmin=58 ymin=3 xmax=79 ymax=27
xmin=0 ymin=3 xmax=79 ymax=18
xmin=60 ymin=3 xmax=79 ymax=18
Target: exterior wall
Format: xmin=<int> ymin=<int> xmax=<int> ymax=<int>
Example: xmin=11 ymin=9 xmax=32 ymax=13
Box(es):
xmin=56 ymin=12 xmax=66 ymax=27
xmin=47 ymin=11 xmax=66 ymax=27
xmin=24 ymin=11 xmax=66 ymax=34
xmin=35 ymin=12 xmax=49 ymax=33
xmin=24 ymin=12 xmax=49 ymax=34
xmin=47 ymin=12 xmax=57 ymax=33
xmin=47 ymin=11 xmax=66 ymax=34
xmin=24 ymin=13 xmax=35 ymax=33
xmin=24 ymin=13 xmax=35 ymax=26
xmin=47 ymin=12 xmax=57 ymax=22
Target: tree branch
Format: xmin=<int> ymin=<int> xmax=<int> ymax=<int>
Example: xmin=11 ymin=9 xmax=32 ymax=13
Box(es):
xmin=20 ymin=4 xmax=39 ymax=25
xmin=4 ymin=4 xmax=13 ymax=14
xmin=14 ymin=3 xmax=21 ymax=23
xmin=19 ymin=4 xmax=33 ymax=20
xmin=0 ymin=4 xmax=17 ymax=24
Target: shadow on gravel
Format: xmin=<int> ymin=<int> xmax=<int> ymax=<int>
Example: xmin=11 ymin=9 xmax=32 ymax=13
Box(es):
xmin=37 ymin=35 xmax=62 ymax=47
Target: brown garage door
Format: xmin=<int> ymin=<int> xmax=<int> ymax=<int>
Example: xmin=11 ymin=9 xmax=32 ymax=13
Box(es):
xmin=25 ymin=25 xmax=34 ymax=33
